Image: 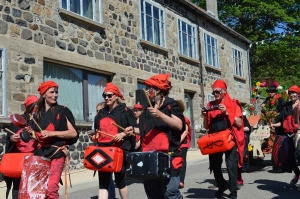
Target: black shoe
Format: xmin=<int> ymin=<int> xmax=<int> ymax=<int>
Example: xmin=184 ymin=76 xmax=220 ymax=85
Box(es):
xmin=229 ymin=197 xmax=237 ymax=199
xmin=215 ymin=185 xmax=227 ymax=198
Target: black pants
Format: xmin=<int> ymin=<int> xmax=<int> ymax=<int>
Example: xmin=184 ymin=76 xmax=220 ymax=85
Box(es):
xmin=179 ymin=148 xmax=188 ymax=183
xmin=209 ymin=144 xmax=238 ymax=197
xmin=286 ymin=136 xmax=300 ymax=176
xmin=3 ymin=176 xmax=20 ymax=199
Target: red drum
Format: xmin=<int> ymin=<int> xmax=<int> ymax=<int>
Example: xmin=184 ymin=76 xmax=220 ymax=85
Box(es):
xmin=198 ymin=129 xmax=235 ymax=155
xmin=18 ymin=156 xmax=51 ymax=199
xmin=84 ymin=146 xmax=123 ymax=172
xmin=0 ymin=153 xmax=33 ymax=178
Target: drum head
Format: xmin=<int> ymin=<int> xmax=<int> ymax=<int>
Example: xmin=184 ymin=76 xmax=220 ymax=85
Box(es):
xmin=20 ymin=131 xmax=31 ymax=143
xmin=10 ymin=114 xmax=27 ymax=128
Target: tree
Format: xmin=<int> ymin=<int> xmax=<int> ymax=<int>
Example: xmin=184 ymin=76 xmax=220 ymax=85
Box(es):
xmin=192 ymin=0 xmax=300 ymax=87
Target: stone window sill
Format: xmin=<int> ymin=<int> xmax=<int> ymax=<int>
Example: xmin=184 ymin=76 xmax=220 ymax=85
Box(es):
xmin=0 ymin=118 xmax=10 ymax=125
xmin=204 ymin=64 xmax=221 ymax=72
xmin=140 ymin=40 xmax=169 ymax=54
xmin=58 ymin=8 xmax=106 ymax=29
xmin=233 ymin=75 xmax=247 ymax=81
xmin=178 ymin=54 xmax=200 ymax=64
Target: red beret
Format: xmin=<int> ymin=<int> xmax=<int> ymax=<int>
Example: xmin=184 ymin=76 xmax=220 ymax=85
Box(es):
xmin=144 ymin=74 xmax=170 ymax=91
xmin=24 ymin=95 xmax=38 ymax=108
xmin=133 ymin=104 xmax=143 ymax=110
xmin=103 ymin=82 xmax=125 ymax=100
xmin=212 ymin=79 xmax=227 ymax=90
xmin=38 ymin=80 xmax=59 ymax=95
xmin=288 ymin=85 xmax=300 ymax=95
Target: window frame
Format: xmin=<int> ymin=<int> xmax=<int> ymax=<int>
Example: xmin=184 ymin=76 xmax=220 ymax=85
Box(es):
xmin=0 ymin=47 xmax=7 ymax=117
xmin=140 ymin=0 xmax=166 ymax=48
xmin=232 ymin=48 xmax=245 ymax=77
xmin=60 ymin=0 xmax=102 ymax=23
xmin=204 ymin=33 xmax=220 ymax=68
xmin=44 ymin=61 xmax=110 ymax=122
xmin=177 ymin=17 xmax=198 ymax=60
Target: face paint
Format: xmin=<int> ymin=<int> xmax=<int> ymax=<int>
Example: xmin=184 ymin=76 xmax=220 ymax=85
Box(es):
xmin=49 ymin=88 xmax=59 ymax=97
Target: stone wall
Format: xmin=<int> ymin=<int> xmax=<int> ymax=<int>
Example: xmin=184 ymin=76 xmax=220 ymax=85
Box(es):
xmin=0 ymin=0 xmax=251 ymax=168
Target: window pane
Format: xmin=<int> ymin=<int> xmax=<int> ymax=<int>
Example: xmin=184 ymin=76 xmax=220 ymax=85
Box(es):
xmin=62 ymin=0 xmax=67 ymax=9
xmin=188 ymin=36 xmax=193 ymax=57
xmin=146 ymin=15 xmax=153 ymax=42
xmin=83 ymin=0 xmax=93 ymax=19
xmin=137 ymin=82 xmax=146 ymax=90
xmin=0 ymin=50 xmax=2 ymax=71
xmin=70 ymin=0 xmax=80 ymax=15
xmin=153 ymin=18 xmax=160 ymax=45
xmin=179 ymin=31 xmax=182 ymax=53
xmin=145 ymin=2 xmax=151 ymax=15
xmin=153 ymin=6 xmax=159 ymax=20
xmin=160 ymin=11 xmax=164 ymax=46
xmin=140 ymin=0 xmax=144 ymax=12
xmin=183 ymin=33 xmax=187 ymax=56
xmin=44 ymin=62 xmax=84 ymax=121
xmin=141 ymin=13 xmax=145 ymax=40
xmin=182 ymin=22 xmax=186 ymax=33
xmin=188 ymin=25 xmax=192 ymax=35
xmin=88 ymin=74 xmax=107 ymax=121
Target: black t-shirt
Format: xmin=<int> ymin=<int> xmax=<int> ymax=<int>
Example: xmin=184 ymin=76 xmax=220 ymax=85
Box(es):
xmin=263 ymin=96 xmax=285 ymax=113
xmin=33 ymin=105 xmax=78 ymax=159
xmin=94 ymin=103 xmax=136 ymax=154
xmin=143 ymin=97 xmax=185 ymax=152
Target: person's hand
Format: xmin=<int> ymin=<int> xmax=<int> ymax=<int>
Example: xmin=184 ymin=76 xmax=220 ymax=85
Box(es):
xmin=41 ymin=130 xmax=53 ymax=139
xmin=270 ymin=124 xmax=275 ymax=129
xmin=114 ymin=132 xmax=125 ymax=142
xmin=135 ymin=140 xmax=141 ymax=149
xmin=148 ymin=107 xmax=162 ymax=118
xmin=10 ymin=134 xmax=20 ymax=142
xmin=124 ymin=126 xmax=134 ymax=136
xmin=201 ymin=109 xmax=207 ymax=116
xmin=218 ymin=104 xmax=227 ymax=114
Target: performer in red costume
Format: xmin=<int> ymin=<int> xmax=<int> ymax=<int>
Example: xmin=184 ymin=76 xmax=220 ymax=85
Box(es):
xmin=142 ymin=74 xmax=185 ymax=199
xmin=31 ymin=80 xmax=78 ymax=199
xmin=4 ymin=95 xmax=38 ymax=199
xmin=93 ymin=82 xmax=136 ymax=199
xmin=202 ymin=79 xmax=244 ymax=199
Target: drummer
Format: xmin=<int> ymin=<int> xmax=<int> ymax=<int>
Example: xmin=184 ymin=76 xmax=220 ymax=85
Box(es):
xmin=92 ymin=82 xmax=136 ymax=199
xmin=30 ymin=80 xmax=78 ymax=199
xmin=142 ymin=74 xmax=185 ymax=199
xmin=4 ymin=95 xmax=38 ymax=199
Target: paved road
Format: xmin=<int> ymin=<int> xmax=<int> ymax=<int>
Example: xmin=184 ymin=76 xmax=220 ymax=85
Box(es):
xmin=61 ymin=154 xmax=300 ymax=199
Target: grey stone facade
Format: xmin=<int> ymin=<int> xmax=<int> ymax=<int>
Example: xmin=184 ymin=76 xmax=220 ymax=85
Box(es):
xmin=0 ymin=0 xmax=251 ymax=169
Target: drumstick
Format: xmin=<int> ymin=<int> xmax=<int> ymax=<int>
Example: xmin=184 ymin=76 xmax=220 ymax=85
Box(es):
xmin=111 ymin=122 xmax=135 ymax=136
xmin=28 ymin=113 xmax=43 ymax=132
xmin=143 ymin=89 xmax=153 ymax=108
xmin=4 ymin=128 xmax=15 ymax=135
xmin=95 ymin=130 xmax=124 ymax=141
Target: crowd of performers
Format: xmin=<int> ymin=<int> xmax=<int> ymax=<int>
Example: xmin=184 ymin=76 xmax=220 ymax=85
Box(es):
xmin=1 ymin=74 xmax=300 ymax=199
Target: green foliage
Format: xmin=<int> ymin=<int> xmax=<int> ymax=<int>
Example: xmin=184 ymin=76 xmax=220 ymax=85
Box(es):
xmin=192 ymin=0 xmax=300 ymax=87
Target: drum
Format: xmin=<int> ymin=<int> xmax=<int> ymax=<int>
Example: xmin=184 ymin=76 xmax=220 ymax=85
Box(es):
xmin=0 ymin=153 xmax=33 ymax=178
xmin=84 ymin=146 xmax=123 ymax=172
xmin=198 ymin=129 xmax=235 ymax=155
xmin=18 ymin=156 xmax=51 ymax=199
xmin=126 ymin=151 xmax=171 ymax=179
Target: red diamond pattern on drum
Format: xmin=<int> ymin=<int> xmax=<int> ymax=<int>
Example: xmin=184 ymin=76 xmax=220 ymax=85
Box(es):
xmin=91 ymin=152 xmax=106 ymax=165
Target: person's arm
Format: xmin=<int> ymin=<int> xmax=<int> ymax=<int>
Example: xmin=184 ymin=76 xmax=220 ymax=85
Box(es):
xmin=234 ymin=117 xmax=243 ymax=128
xmin=180 ymin=124 xmax=189 ymax=143
xmin=270 ymin=122 xmax=281 ymax=128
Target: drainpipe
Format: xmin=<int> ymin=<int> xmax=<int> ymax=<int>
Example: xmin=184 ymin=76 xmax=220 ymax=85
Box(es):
xmin=247 ymin=45 xmax=252 ymax=103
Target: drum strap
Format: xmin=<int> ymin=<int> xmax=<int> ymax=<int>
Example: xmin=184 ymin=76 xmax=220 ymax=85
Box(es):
xmin=50 ymin=145 xmax=72 ymax=199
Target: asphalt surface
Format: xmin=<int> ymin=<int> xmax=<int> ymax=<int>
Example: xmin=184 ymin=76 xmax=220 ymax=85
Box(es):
xmin=60 ymin=154 xmax=300 ymax=199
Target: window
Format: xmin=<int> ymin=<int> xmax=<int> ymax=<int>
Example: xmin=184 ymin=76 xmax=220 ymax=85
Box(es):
xmin=44 ymin=62 xmax=109 ymax=121
xmin=61 ymin=0 xmax=102 ymax=22
xmin=184 ymin=92 xmax=195 ymax=148
xmin=0 ymin=48 xmax=6 ymax=117
xmin=232 ymin=48 xmax=244 ymax=77
xmin=204 ymin=33 xmax=219 ymax=68
xmin=140 ymin=0 xmax=165 ymax=47
xmin=207 ymin=93 xmax=215 ymax=104
xmin=137 ymin=82 xmax=146 ymax=90
xmin=178 ymin=19 xmax=197 ymax=59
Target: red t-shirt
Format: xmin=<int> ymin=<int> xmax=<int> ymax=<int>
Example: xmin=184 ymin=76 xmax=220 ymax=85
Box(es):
xmin=180 ymin=116 xmax=192 ymax=149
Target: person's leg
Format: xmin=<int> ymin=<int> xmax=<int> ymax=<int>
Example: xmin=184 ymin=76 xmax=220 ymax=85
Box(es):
xmin=11 ymin=178 xmax=21 ymax=199
xmin=114 ymin=168 xmax=128 ymax=199
xmin=143 ymin=179 xmax=165 ymax=199
xmin=165 ymin=176 xmax=182 ymax=199
xmin=98 ymin=171 xmax=111 ymax=199
xmin=3 ymin=176 xmax=12 ymax=199
xmin=225 ymin=144 xmax=238 ymax=198
xmin=209 ymin=152 xmax=227 ymax=198
xmin=47 ymin=157 xmax=65 ymax=199
xmin=179 ymin=148 xmax=188 ymax=187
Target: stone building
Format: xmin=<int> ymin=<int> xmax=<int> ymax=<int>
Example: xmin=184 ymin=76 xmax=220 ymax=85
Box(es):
xmin=0 ymin=0 xmax=251 ymax=168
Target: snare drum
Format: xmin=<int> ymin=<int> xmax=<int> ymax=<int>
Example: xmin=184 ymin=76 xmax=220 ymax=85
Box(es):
xmin=84 ymin=146 xmax=123 ymax=172
xmin=0 ymin=153 xmax=33 ymax=178
xmin=18 ymin=156 xmax=51 ymax=199
xmin=198 ymin=129 xmax=235 ymax=155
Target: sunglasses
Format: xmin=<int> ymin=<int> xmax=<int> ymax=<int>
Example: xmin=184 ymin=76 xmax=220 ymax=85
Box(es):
xmin=96 ymin=109 xmax=101 ymax=112
xmin=102 ymin=93 xmax=115 ymax=99
xmin=133 ymin=109 xmax=141 ymax=113
xmin=212 ymin=90 xmax=221 ymax=95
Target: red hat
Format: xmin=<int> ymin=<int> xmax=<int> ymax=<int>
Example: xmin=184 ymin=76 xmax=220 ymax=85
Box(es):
xmin=288 ymin=85 xmax=300 ymax=95
xmin=38 ymin=80 xmax=59 ymax=95
xmin=103 ymin=82 xmax=125 ymax=100
xmin=212 ymin=79 xmax=227 ymax=90
xmin=144 ymin=74 xmax=170 ymax=91
xmin=133 ymin=104 xmax=143 ymax=110
xmin=24 ymin=95 xmax=38 ymax=108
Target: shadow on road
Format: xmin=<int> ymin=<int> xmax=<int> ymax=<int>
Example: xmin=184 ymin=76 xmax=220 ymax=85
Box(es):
xmin=184 ymin=179 xmax=221 ymax=198
xmin=254 ymin=179 xmax=299 ymax=199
